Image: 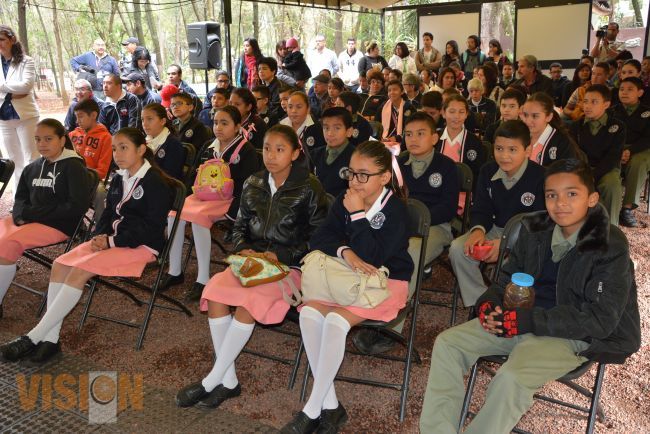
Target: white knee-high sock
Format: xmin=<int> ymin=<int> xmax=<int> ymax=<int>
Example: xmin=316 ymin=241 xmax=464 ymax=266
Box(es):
xmin=299 ymin=307 xmax=339 ymax=412
xmin=201 ymin=318 xmax=254 ymax=392
xmin=302 ymin=312 xmax=351 ymax=419
xmin=168 ymin=217 xmax=187 ymax=276
xmin=0 ymin=263 xmax=17 ymax=305
xmin=192 ymin=224 xmax=212 ymax=285
xmin=42 ymin=282 xmax=65 ymax=343
xmin=207 ymin=315 xmax=238 ymax=389
xmin=27 ymin=284 xmax=82 ymax=344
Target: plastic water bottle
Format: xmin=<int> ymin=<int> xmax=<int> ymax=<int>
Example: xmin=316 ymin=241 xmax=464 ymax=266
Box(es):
xmin=503 ymin=273 xmax=535 ymax=309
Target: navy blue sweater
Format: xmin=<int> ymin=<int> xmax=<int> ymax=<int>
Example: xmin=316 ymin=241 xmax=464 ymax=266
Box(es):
xmin=153 ymin=134 xmax=185 ymax=181
xmin=533 ymin=127 xmax=578 ymax=167
xmin=350 ymin=115 xmax=373 ymax=145
xmin=435 ymin=130 xmax=486 ymax=191
xmin=312 ymin=144 xmax=354 ymax=197
xmin=570 ymin=115 xmax=626 ymax=181
xmin=470 ymin=160 xmax=546 ymax=232
xmin=611 ymin=104 xmax=650 ymax=155
xmin=310 ymin=190 xmax=414 ymax=281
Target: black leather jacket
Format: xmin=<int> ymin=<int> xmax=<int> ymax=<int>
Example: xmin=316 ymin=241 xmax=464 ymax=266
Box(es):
xmin=232 ymin=165 xmax=328 ymax=266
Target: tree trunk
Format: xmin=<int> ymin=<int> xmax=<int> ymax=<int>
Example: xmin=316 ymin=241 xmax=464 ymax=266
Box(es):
xmin=253 ymin=3 xmax=259 ymax=40
xmin=207 ymin=0 xmax=216 ymax=21
xmin=35 ymin=4 xmax=61 ymax=96
xmin=116 ymin=3 xmax=134 ymax=37
xmin=17 ymin=0 xmax=29 ymax=54
xmin=334 ymin=11 xmax=343 ymax=54
xmin=88 ymin=0 xmax=107 ymax=43
xmin=51 ymin=0 xmax=69 ymax=105
xmin=190 ymin=0 xmax=202 ymax=21
xmin=630 ymin=0 xmax=643 ymax=26
xmin=132 ymin=2 xmax=146 ymax=45
xmin=145 ymin=0 xmax=163 ymax=73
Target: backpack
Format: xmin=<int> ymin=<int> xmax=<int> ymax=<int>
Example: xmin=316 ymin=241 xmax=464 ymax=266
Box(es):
xmin=192 ymin=139 xmax=247 ymax=201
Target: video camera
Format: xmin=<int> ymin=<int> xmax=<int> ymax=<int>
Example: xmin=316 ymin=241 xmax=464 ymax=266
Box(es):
xmin=596 ymin=25 xmax=608 ymax=39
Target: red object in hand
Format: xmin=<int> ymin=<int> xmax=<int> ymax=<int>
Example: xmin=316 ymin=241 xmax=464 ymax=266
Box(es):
xmin=471 ymin=244 xmax=493 ymax=261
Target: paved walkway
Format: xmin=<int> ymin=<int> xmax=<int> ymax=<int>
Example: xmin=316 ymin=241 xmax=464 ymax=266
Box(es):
xmin=0 ymin=331 xmax=278 ymax=433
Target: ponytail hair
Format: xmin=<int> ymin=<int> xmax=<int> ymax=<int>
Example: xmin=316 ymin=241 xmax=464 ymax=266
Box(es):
xmin=353 ymin=141 xmax=408 ymax=199
xmin=37 ymin=118 xmax=74 ymax=150
xmin=142 ymin=103 xmax=176 ymax=135
xmin=525 ymin=92 xmax=581 ymax=158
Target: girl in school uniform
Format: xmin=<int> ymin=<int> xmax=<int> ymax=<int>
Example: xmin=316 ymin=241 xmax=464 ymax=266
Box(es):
xmin=280 ymin=91 xmax=325 ymax=165
xmin=375 ymin=80 xmax=415 ymax=146
xmin=175 ymin=125 xmax=328 ymax=410
xmin=0 ymin=119 xmax=90 ymax=321
xmin=520 ymin=92 xmax=580 ymax=167
xmin=162 ymin=106 xmax=260 ymax=301
xmin=142 ymin=103 xmax=185 ymax=181
xmin=229 ymin=87 xmax=267 ymax=151
xmin=0 ymin=127 xmax=173 ymax=364
xmin=280 ymin=140 xmax=414 ymax=433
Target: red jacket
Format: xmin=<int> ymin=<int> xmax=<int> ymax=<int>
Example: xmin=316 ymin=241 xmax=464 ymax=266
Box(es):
xmin=69 ymin=123 xmax=113 ymax=179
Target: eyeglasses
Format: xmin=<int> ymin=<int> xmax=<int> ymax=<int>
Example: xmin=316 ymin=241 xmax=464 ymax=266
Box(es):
xmin=217 ymin=79 xmax=229 ymax=83
xmin=340 ymin=168 xmax=383 ymax=183
xmin=169 ymin=102 xmax=188 ymax=108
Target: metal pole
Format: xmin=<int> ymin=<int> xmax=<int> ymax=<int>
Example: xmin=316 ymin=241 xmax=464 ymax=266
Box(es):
xmin=205 ymin=69 xmax=209 ymax=95
xmin=380 ymin=9 xmax=386 ymax=49
xmin=225 ymin=23 xmax=232 ymax=78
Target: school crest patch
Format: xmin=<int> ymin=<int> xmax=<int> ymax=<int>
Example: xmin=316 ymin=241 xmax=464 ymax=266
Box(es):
xmin=339 ymin=166 xmax=349 ymax=180
xmin=263 ymin=116 xmax=270 ymax=124
xmin=429 ymin=172 xmax=442 ymax=188
xmin=185 ymin=129 xmax=194 ymax=138
xmin=369 ymin=212 xmax=386 ymax=229
xmin=641 ymin=111 xmax=650 ymax=118
xmin=352 ymin=128 xmax=359 ymax=138
xmin=466 ymin=149 xmax=477 ymax=161
xmin=157 ymin=149 xmax=166 ymax=159
xmin=404 ymin=110 xmax=412 ymax=117
xmin=306 ymin=136 xmax=315 ymax=147
xmin=608 ymin=125 xmax=619 ymax=133
xmin=521 ymin=192 xmax=535 ymax=207
xmin=133 ymin=185 xmax=144 ymax=200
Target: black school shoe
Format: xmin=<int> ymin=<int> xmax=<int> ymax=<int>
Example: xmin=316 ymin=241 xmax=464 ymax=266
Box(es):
xmin=184 ymin=282 xmax=205 ymax=302
xmin=1 ymin=336 xmax=37 ymax=362
xmin=619 ymin=208 xmax=640 ymax=228
xmin=176 ymin=381 xmax=209 ymax=407
xmin=352 ymin=329 xmax=396 ymax=355
xmin=197 ymin=383 xmax=241 ymax=408
xmin=317 ymin=404 xmax=348 ymax=434
xmin=159 ymin=273 xmax=185 ymax=292
xmin=280 ymin=411 xmax=320 ymax=434
xmin=22 ymin=341 xmax=61 ymax=366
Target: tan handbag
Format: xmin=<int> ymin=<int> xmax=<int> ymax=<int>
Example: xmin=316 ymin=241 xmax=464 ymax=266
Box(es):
xmin=300 ymin=250 xmax=390 ymax=309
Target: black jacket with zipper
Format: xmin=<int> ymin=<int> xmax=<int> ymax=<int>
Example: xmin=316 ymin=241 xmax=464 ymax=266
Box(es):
xmin=476 ymin=205 xmax=640 ymax=363
xmin=231 ymin=165 xmax=329 ymax=266
xmin=12 ymin=149 xmax=91 ymax=236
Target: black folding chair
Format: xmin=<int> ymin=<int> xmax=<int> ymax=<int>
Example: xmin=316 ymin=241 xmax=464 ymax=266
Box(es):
xmin=420 ymin=162 xmax=473 ymax=326
xmin=12 ymin=168 xmax=100 ymax=316
xmin=299 ymin=198 xmax=431 ymax=421
xmin=180 ymin=142 xmax=198 ymax=192
xmin=0 ymin=159 xmax=15 ymax=199
xmin=78 ymin=179 xmax=192 ymax=350
xmin=458 ymin=213 xmax=607 ymax=434
xmin=369 ymin=121 xmax=384 ymax=140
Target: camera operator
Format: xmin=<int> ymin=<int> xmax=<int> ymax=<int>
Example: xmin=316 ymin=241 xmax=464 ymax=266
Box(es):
xmin=70 ymin=39 xmax=119 ymax=100
xmin=590 ymin=22 xmax=626 ymax=63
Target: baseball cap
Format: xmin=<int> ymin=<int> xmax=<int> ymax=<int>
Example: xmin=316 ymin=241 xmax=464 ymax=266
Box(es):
xmin=122 ymin=37 xmax=139 ymax=46
xmin=121 ymin=72 xmax=145 ymax=83
xmin=312 ymin=74 xmax=330 ymax=84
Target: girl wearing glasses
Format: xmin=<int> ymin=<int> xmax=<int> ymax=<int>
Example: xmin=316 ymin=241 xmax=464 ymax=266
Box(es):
xmin=281 ymin=140 xmax=413 ymax=433
xmin=176 ymin=125 xmax=328 ymax=410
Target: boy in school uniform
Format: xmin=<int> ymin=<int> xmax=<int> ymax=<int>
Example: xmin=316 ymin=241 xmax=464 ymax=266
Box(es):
xmin=68 ymin=98 xmax=113 ymax=180
xmin=420 ymin=158 xmax=640 ymax=434
xmin=198 ymin=88 xmax=229 ymax=130
xmin=612 ymin=77 xmax=650 ymax=227
xmin=484 ymin=88 xmax=526 ymax=144
xmin=569 ymin=84 xmax=626 ymax=226
xmin=467 ymin=78 xmax=497 ymax=136
xmin=419 ymin=90 xmax=444 ymax=131
xmin=252 ymin=85 xmax=279 ymax=128
xmin=449 ymin=120 xmax=545 ymax=308
xmin=310 ymin=107 xmax=355 ymax=198
xmin=336 ymin=91 xmax=373 ymax=145
xmin=354 ymin=112 xmax=460 ymax=354
xmin=171 ymin=92 xmax=213 ymax=153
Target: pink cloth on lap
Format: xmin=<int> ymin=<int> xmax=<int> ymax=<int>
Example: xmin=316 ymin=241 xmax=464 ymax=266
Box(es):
xmin=169 ymin=194 xmax=231 ymax=228
xmin=55 ymin=241 xmax=156 ymax=277
xmin=0 ymin=217 xmax=67 ymax=262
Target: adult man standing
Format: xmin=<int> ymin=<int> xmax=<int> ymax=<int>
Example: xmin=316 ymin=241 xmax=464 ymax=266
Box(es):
xmin=103 ymin=74 xmax=141 ymax=130
xmin=549 ymin=62 xmax=569 ymax=107
xmin=70 ymin=39 xmax=120 ymax=99
xmin=512 ymin=54 xmax=553 ymax=97
xmin=415 ymin=32 xmax=442 ymax=73
xmin=166 ymin=64 xmax=197 ymax=96
xmin=64 ymin=79 xmax=118 ymax=134
xmin=460 ymin=35 xmax=485 ymax=80
xmin=307 ymin=34 xmax=339 ymax=76
xmin=590 ymin=22 xmax=626 ymax=63
xmin=337 ymin=38 xmax=363 ymax=91
xmin=120 ymin=36 xmax=139 ymax=74
xmin=203 ymin=70 xmax=234 ymax=109
xmin=123 ymin=72 xmax=161 ymax=106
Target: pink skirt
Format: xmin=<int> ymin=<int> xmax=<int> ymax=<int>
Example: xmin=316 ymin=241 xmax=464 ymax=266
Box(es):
xmin=55 ymin=241 xmax=156 ymax=277
xmin=0 ymin=217 xmax=67 ymax=262
xmin=299 ymin=279 xmax=409 ymax=322
xmin=170 ymin=194 xmax=231 ymax=228
xmin=201 ymin=268 xmax=302 ymax=325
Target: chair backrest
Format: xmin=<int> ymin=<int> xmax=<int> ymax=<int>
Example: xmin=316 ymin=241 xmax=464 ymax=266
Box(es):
xmin=492 ymin=212 xmax=526 ymax=282
xmin=369 ymin=121 xmax=383 ymax=139
xmin=67 ymin=168 xmax=101 ymax=248
xmin=325 ymin=193 xmax=336 ymax=211
xmin=0 ymin=159 xmax=15 ymax=199
xmin=159 ymin=179 xmax=187 ymax=265
xmin=405 ymin=198 xmax=432 ymax=304
xmin=181 ymin=142 xmax=198 ymax=190
xmin=454 ymin=162 xmax=473 ymax=235
xmin=482 ymin=140 xmax=494 ymax=161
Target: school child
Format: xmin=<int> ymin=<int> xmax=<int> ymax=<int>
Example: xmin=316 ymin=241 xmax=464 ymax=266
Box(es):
xmin=360 ymin=71 xmax=388 ymax=120
xmin=449 ymin=120 xmax=545 ymax=308
xmin=375 ymin=80 xmax=415 ymax=145
xmin=68 ymin=98 xmax=113 ymax=180
xmin=420 ymin=158 xmax=640 ymax=434
xmin=520 ymin=92 xmax=579 ymax=166
xmin=199 ymin=88 xmax=230 ymax=130
xmin=170 ymin=93 xmax=213 ymax=152
xmin=569 ymin=84 xmax=626 ymax=226
xmin=277 ymin=84 xmax=295 ymax=120
xmin=323 ymin=77 xmax=345 ymax=113
xmin=612 ymin=77 xmax=650 ymax=227
xmin=467 ymin=78 xmax=497 ymax=136
xmin=336 ymin=91 xmax=372 ymax=145
xmin=436 ymin=94 xmax=486 ymax=189
xmin=280 ymin=141 xmax=414 ymax=433
xmin=161 ymin=106 xmax=260 ymax=300
xmin=483 ymin=88 xmax=526 ymax=144
xmin=230 ymin=87 xmax=267 ymax=151
xmin=142 ymin=103 xmax=185 ymax=181
xmin=419 ymin=90 xmax=444 ymax=130
xmin=252 ymin=85 xmax=279 ymax=128
xmin=280 ymin=91 xmax=325 ymax=164
xmin=402 ymin=73 xmax=423 ymax=108
xmin=440 ymin=88 xmax=479 ymax=134
xmin=354 ymin=112 xmax=459 ymax=355
xmin=0 ymin=128 xmax=173 ymax=363
xmin=175 ymin=125 xmax=328 ymax=410
xmin=311 ymin=107 xmax=355 ymax=197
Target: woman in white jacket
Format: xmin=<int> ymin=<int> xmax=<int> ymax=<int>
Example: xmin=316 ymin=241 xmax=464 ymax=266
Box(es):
xmin=0 ymin=25 xmax=39 ymax=192
xmin=388 ymin=42 xmax=417 ymax=76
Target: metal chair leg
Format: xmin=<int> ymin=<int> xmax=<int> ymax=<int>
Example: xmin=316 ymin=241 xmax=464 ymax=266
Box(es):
xmin=459 ymin=362 xmax=480 ymax=431
xmin=288 ymin=340 xmax=304 ymax=390
xmin=586 ymin=364 xmax=606 ymax=434
xmin=300 ymin=362 xmax=310 ymax=402
xmin=78 ymin=279 xmax=98 ymax=331
xmin=450 ymin=281 xmax=460 ymax=326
